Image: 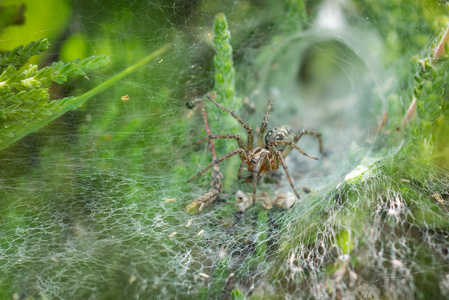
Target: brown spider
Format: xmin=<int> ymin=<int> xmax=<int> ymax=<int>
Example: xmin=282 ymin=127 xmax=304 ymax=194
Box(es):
xmin=187 ymin=94 xmax=323 ymax=206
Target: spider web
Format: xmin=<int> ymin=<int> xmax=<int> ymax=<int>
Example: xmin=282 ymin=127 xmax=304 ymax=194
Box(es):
xmin=1 ymin=1 xmax=449 ymax=299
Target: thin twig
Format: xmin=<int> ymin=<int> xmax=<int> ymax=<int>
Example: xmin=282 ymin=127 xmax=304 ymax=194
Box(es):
xmin=434 ymin=23 xmax=449 ymax=59
xmin=377 ymin=112 xmax=388 ymax=135
xmin=186 ymin=106 xmax=223 ymax=213
xmin=201 ymin=108 xmax=217 ymax=160
xmin=401 ymin=97 xmax=417 ymax=128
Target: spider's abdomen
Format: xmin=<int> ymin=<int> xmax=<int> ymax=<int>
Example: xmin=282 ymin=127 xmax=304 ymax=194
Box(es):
xmin=265 ymin=125 xmax=294 ymax=151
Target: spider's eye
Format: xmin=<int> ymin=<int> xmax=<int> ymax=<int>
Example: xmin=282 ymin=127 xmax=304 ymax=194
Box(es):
xmin=251 ymin=158 xmax=257 ymax=164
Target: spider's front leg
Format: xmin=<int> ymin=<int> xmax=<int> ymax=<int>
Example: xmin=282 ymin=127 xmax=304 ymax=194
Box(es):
xmin=272 ymin=140 xmax=319 ymax=160
xmin=187 ymin=148 xmax=247 ymax=183
xmin=187 ymin=134 xmax=247 ymax=161
xmin=267 ymin=144 xmax=301 ymax=200
xmin=206 ymin=94 xmax=255 ymax=150
xmin=237 ymin=160 xmax=246 ymax=180
xmin=289 ymin=130 xmax=323 ymax=157
xmin=251 ymin=152 xmax=271 ymax=206
xmin=257 ymin=99 xmax=273 ymax=147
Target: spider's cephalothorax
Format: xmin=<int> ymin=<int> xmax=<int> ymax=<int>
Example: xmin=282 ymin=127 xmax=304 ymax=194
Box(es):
xmin=187 ymin=94 xmax=323 ymax=206
xmin=242 ymin=125 xmax=294 ymax=183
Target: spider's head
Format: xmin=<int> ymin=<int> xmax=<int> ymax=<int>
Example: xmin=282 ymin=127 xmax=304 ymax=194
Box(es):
xmin=246 ymin=158 xmax=257 ymax=173
xmin=246 ymin=148 xmax=272 ymax=174
xmin=246 ymin=149 xmax=262 ymax=171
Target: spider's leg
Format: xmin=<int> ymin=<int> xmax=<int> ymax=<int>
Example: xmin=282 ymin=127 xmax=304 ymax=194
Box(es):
xmin=292 ymin=130 xmax=323 ymax=154
xmin=252 ymin=152 xmax=269 ymax=206
xmin=272 ymin=140 xmax=318 ymax=160
xmin=254 ymin=155 xmax=271 ymax=185
xmin=237 ymin=160 xmax=246 ymax=179
xmin=267 ymin=144 xmax=301 ymax=200
xmin=257 ymin=100 xmax=273 ymax=147
xmin=187 ymin=148 xmax=246 ymax=183
xmin=206 ymin=94 xmax=255 ymax=150
xmin=187 ymin=134 xmax=247 ymax=160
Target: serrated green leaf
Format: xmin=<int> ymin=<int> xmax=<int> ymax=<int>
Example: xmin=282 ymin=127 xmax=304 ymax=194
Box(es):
xmin=0 ymin=43 xmax=170 ymax=151
xmin=0 ymin=38 xmax=50 ymax=72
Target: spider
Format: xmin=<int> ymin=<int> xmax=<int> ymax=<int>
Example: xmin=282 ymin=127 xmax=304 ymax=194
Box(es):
xmin=187 ymin=94 xmax=323 ymax=206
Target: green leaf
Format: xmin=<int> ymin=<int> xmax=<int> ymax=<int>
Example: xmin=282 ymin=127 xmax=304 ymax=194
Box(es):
xmin=231 ymin=289 xmax=246 ymax=300
xmin=0 ymin=43 xmax=171 ymax=151
xmin=0 ymin=38 xmax=50 ymax=72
